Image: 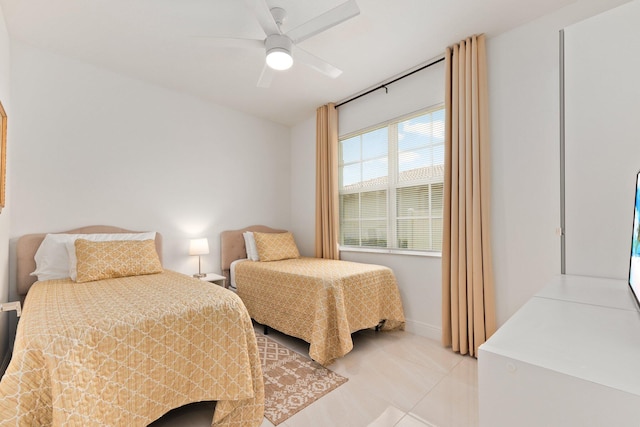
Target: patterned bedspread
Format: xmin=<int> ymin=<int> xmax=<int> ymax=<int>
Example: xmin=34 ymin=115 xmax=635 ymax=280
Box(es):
xmin=0 ymin=270 xmax=264 ymax=427
xmin=235 ymin=257 xmax=405 ymax=365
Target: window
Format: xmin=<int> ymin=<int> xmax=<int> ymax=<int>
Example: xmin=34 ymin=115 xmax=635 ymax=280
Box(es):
xmin=339 ymin=106 xmax=445 ymax=253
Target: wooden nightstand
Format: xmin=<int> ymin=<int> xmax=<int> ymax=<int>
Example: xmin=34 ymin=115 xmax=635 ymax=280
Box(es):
xmin=197 ymin=272 xmax=227 ymax=287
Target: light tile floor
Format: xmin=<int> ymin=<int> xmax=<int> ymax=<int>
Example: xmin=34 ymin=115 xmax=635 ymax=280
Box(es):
xmin=152 ymin=323 xmax=478 ymax=427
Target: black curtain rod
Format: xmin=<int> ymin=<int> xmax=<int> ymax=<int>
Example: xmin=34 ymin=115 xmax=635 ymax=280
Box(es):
xmin=335 ymin=56 xmax=445 ymax=108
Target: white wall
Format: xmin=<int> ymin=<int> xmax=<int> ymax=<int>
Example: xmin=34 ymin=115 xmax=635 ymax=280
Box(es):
xmin=290 ymin=0 xmax=633 ymax=339
xmin=0 ymin=4 xmax=12 ymax=371
xmin=289 ymin=115 xmax=316 ymax=257
xmin=488 ymin=0 xmax=631 ymax=326
xmin=564 ymin=0 xmax=640 ymax=279
xmin=9 ymin=42 xmax=291 ymax=301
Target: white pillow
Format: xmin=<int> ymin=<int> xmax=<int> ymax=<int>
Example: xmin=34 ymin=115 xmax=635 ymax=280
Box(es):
xmin=31 ymin=234 xmax=76 ymax=281
xmin=243 ymin=232 xmax=259 ymax=261
xmin=65 ymin=232 xmax=156 ymax=281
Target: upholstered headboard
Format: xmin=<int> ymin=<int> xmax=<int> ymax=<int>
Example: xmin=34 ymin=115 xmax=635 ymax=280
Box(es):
xmin=16 ymin=225 xmax=163 ymax=297
xmin=219 ymin=225 xmax=286 ymax=283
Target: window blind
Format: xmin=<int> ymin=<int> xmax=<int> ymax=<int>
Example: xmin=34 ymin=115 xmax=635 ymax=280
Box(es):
xmin=339 ymin=106 xmax=445 ymax=252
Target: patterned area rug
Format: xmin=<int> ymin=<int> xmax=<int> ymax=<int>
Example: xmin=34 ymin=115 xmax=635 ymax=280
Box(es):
xmin=256 ymin=332 xmax=348 ymax=425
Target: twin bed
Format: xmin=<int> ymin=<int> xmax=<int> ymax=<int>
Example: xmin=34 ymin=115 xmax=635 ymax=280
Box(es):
xmin=0 ymin=226 xmax=263 ymax=427
xmin=0 ymin=224 xmax=406 ymax=426
xmin=221 ymin=225 xmax=406 ymax=366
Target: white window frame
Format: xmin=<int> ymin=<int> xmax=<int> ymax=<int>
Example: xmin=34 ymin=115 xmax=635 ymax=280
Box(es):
xmin=338 ymin=104 xmax=445 ymax=256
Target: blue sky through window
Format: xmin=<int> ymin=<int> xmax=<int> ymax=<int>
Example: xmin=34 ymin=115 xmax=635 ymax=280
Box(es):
xmin=398 ymin=110 xmax=445 ymax=173
xmin=341 ymin=127 xmax=388 ymax=186
xmin=340 ymin=110 xmax=445 ymax=187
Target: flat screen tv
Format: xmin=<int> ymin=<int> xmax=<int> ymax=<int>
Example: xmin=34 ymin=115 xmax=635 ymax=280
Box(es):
xmin=629 ymin=170 xmax=640 ymax=307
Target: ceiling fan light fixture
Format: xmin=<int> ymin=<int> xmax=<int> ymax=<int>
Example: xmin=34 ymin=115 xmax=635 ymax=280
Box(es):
xmin=265 ymin=34 xmax=293 ymax=71
xmin=266 ymin=48 xmax=293 ymax=70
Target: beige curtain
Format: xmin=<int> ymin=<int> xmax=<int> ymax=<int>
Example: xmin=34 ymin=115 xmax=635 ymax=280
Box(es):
xmin=442 ymin=34 xmax=496 ymax=357
xmin=315 ymin=103 xmax=340 ymax=260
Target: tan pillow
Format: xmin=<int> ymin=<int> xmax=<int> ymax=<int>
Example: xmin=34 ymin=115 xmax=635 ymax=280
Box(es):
xmin=253 ymin=231 xmax=300 ymax=262
xmin=75 ymin=239 xmax=162 ymax=283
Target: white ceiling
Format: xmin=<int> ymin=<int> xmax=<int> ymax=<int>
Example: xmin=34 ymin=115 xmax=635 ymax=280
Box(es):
xmin=0 ymin=0 xmax=577 ymax=126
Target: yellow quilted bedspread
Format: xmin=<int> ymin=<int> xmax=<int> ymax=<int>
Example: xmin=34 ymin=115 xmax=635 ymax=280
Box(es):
xmin=235 ymin=257 xmax=405 ymax=365
xmin=0 ymin=270 xmax=264 ymax=427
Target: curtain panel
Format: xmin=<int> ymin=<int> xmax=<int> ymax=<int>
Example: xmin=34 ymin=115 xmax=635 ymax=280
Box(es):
xmin=315 ymin=103 xmax=340 ymax=260
xmin=442 ymin=34 xmax=496 ymax=357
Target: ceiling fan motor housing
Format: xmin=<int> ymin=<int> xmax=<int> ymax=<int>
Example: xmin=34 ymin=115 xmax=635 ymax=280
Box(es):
xmin=265 ymin=33 xmax=292 ymax=54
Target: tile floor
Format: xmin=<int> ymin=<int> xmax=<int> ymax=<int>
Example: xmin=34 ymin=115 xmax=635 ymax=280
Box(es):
xmin=152 ymin=323 xmax=478 ymax=427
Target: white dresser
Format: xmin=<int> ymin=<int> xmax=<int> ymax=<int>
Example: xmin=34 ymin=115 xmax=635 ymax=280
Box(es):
xmin=478 ymin=275 xmax=640 ymax=427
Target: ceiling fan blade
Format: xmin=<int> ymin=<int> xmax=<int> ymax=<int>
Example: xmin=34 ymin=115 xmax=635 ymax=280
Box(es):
xmin=286 ymin=0 xmax=360 ymax=44
xmin=257 ymin=63 xmax=275 ymax=88
xmin=243 ymin=0 xmax=280 ymax=36
xmin=191 ymin=37 xmax=264 ymax=50
xmin=294 ymin=46 xmax=342 ymax=79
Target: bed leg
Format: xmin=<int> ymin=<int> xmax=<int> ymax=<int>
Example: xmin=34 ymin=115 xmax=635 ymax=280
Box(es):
xmin=264 ymin=325 xmax=269 ymax=335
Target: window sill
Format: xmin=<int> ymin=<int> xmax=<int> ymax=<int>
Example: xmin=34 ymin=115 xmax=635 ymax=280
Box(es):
xmin=339 ymin=246 xmax=442 ymax=258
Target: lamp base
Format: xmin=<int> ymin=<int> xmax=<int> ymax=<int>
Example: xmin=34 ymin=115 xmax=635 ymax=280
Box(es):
xmin=193 ymin=273 xmax=206 ymax=279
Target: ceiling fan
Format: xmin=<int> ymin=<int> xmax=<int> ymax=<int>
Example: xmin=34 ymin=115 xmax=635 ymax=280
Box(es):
xmin=208 ymin=0 xmax=360 ymax=87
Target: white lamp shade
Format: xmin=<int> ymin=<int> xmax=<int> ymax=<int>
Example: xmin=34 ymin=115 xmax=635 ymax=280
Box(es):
xmin=189 ymin=238 xmax=209 ymax=256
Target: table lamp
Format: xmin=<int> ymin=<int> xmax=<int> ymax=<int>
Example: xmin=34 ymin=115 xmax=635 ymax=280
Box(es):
xmin=189 ymin=238 xmax=209 ymax=278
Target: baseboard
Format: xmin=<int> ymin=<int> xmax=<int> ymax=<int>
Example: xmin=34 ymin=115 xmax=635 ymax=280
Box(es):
xmin=404 ymin=319 xmax=441 ymax=342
